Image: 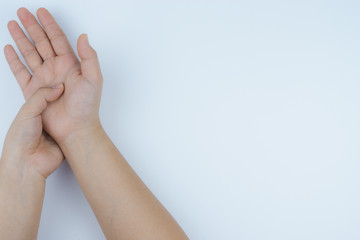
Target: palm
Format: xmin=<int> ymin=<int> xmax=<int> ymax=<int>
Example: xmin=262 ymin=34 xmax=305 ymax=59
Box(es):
xmin=24 ymin=54 xmax=80 ymax=99
xmin=5 ymin=8 xmax=102 ymax=143
xmin=26 ymin=53 xmax=97 ymax=142
xmin=28 ymin=54 xmax=88 ymax=142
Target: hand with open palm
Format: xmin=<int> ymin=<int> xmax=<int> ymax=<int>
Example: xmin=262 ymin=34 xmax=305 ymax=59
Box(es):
xmin=4 ymin=7 xmax=103 ymax=144
xmin=2 ymin=9 xmax=189 ymax=239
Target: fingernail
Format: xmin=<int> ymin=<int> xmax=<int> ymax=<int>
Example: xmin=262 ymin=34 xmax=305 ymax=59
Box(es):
xmin=84 ymin=34 xmax=89 ymax=45
xmin=52 ymin=83 xmax=64 ymax=89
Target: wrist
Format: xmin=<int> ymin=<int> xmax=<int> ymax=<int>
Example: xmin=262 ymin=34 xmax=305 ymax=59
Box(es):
xmin=0 ymin=158 xmax=45 ymax=240
xmin=58 ymin=120 xmax=105 ymax=150
xmin=0 ymin=156 xmax=45 ymax=187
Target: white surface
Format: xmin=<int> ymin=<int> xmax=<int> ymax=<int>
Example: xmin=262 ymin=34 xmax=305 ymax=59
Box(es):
xmin=1 ymin=1 xmax=360 ymax=239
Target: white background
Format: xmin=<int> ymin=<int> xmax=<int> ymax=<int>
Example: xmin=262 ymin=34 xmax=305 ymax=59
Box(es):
xmin=1 ymin=0 xmax=360 ymax=239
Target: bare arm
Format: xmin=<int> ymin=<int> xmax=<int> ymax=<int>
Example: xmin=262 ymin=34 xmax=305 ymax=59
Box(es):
xmin=0 ymin=164 xmax=45 ymax=240
xmin=60 ymin=124 xmax=188 ymax=239
xmin=0 ymin=86 xmax=65 ymax=240
xmin=4 ymin=7 xmax=188 ymax=240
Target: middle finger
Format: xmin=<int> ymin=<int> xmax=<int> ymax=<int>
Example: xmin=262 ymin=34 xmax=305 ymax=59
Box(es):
xmin=17 ymin=8 xmax=56 ymax=61
xmin=7 ymin=20 xmax=43 ymax=72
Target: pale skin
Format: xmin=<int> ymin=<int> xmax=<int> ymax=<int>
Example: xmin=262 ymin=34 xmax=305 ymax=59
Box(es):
xmin=0 ymin=7 xmax=188 ymax=240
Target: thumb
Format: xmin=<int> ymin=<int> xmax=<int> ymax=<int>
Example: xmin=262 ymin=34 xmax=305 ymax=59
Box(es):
xmin=19 ymin=84 xmax=64 ymax=118
xmin=77 ymin=34 xmax=102 ymax=84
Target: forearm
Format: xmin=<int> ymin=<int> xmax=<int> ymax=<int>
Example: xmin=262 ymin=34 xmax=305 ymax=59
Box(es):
xmin=0 ymin=158 xmax=45 ymax=240
xmin=60 ymin=123 xmax=188 ymax=240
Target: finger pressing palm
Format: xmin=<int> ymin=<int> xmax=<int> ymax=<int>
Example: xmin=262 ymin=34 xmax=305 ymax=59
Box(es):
xmin=4 ymin=7 xmax=103 ymax=144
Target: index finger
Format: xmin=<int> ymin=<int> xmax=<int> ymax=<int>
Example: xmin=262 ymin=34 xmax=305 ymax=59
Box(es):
xmin=36 ymin=8 xmax=74 ymax=56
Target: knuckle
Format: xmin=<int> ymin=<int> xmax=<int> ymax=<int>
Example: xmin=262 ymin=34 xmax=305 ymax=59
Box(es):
xmin=90 ymin=49 xmax=97 ymax=58
xmin=22 ymin=47 xmax=37 ymax=58
xmin=12 ymin=65 xmax=26 ymax=76
xmin=35 ymin=35 xmax=49 ymax=47
xmin=47 ymin=24 xmax=66 ymax=41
